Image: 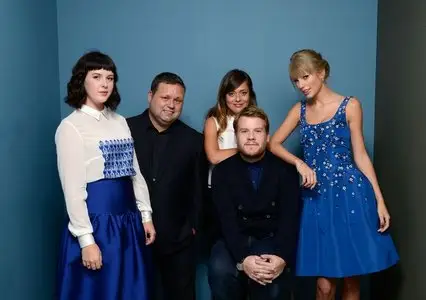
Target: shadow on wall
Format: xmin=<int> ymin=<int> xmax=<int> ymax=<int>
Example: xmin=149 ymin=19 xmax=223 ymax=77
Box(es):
xmin=370 ymin=264 xmax=402 ymax=300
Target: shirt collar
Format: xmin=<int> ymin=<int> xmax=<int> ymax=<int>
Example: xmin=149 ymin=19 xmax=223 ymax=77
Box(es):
xmin=80 ymin=104 xmax=110 ymax=120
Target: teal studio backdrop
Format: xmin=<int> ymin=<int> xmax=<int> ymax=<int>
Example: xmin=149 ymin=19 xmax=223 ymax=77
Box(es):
xmin=0 ymin=1 xmax=378 ymax=299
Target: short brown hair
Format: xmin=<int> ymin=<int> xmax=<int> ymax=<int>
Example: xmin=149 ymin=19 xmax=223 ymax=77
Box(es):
xmin=233 ymin=105 xmax=270 ymax=133
xmin=65 ymin=51 xmax=121 ymax=110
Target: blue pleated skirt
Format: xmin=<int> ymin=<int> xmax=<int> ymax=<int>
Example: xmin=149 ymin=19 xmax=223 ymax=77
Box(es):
xmin=56 ymin=177 xmax=150 ymax=300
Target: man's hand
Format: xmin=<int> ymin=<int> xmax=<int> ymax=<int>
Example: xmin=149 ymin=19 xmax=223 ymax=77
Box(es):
xmin=256 ymin=254 xmax=286 ymax=280
xmin=242 ymin=256 xmax=275 ymax=285
xmin=143 ymin=221 xmax=156 ymax=245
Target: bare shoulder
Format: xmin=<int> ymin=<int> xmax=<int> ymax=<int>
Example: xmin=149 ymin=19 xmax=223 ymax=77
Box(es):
xmin=347 ymin=97 xmax=362 ymax=109
xmin=205 ymin=116 xmax=217 ymax=128
xmin=284 ymin=102 xmax=301 ymax=121
xmin=346 ymin=97 xmax=363 ymax=121
xmin=290 ymin=102 xmax=302 ymax=114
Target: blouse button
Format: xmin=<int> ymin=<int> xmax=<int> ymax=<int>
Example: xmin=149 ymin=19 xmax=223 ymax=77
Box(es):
xmin=238 ymin=204 xmax=243 ymax=210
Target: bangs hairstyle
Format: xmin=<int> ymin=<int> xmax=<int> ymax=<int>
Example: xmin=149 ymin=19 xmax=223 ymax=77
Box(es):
xmin=289 ymin=49 xmax=330 ymax=82
xmin=206 ymin=69 xmax=257 ymax=135
xmin=65 ymin=50 xmax=121 ymax=110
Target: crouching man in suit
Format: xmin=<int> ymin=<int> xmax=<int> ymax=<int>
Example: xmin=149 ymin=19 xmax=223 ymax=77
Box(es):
xmin=208 ymin=106 xmax=301 ymax=300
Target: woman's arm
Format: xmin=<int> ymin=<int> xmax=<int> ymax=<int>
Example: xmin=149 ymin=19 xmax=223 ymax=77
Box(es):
xmin=55 ymin=121 xmax=93 ymax=247
xmin=56 ymin=120 xmax=102 ymax=269
xmin=269 ymin=103 xmax=316 ymax=188
xmin=204 ymin=117 xmax=237 ymax=165
xmin=346 ymin=97 xmax=390 ymax=232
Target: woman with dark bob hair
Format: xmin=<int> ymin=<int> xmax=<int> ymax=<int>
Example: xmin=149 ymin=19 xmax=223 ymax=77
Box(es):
xmin=55 ymin=51 xmax=155 ymax=300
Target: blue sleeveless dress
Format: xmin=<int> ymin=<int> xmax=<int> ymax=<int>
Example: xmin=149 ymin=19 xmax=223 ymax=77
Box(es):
xmin=295 ymin=96 xmax=399 ymax=278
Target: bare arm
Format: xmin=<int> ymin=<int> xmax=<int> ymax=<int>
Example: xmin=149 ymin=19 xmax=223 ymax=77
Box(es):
xmin=269 ymin=103 xmax=317 ymax=188
xmin=269 ymin=103 xmax=302 ymax=165
xmin=347 ymin=98 xmax=390 ymax=231
xmin=347 ymin=98 xmax=385 ymax=204
xmin=204 ymin=117 xmax=237 ymax=165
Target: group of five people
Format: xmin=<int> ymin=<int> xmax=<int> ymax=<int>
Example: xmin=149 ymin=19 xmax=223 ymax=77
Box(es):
xmin=54 ymin=49 xmax=399 ymax=300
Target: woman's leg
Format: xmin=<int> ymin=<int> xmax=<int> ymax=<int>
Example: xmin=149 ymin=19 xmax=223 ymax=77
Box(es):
xmin=342 ymin=276 xmax=360 ymax=300
xmin=316 ymin=277 xmax=337 ymax=300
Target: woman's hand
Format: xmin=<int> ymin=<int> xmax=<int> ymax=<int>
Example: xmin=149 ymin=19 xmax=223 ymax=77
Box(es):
xmin=82 ymin=244 xmax=102 ymax=270
xmin=377 ymin=202 xmax=391 ymax=232
xmin=295 ymin=160 xmax=317 ymax=189
xmin=143 ymin=221 xmax=156 ymax=245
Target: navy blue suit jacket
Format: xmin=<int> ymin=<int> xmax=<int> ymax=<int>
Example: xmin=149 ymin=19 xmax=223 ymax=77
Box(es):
xmin=211 ymin=151 xmax=302 ymax=266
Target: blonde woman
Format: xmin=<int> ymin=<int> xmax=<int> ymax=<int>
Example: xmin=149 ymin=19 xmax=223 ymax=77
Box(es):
xmin=269 ymin=49 xmax=399 ymax=300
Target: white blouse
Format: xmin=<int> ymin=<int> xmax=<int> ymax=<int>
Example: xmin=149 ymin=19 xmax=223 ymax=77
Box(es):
xmin=55 ymin=105 xmax=152 ymax=248
xmin=214 ymin=116 xmax=237 ymax=149
xmin=208 ymin=116 xmax=237 ymax=186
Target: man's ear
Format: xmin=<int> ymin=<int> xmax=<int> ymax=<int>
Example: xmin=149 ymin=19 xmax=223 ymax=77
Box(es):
xmin=148 ymin=91 xmax=153 ymax=105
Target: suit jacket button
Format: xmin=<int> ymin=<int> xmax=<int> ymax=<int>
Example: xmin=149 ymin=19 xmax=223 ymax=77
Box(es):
xmin=266 ymin=214 xmax=271 ymax=219
xmin=238 ymin=204 xmax=243 ymax=210
xmin=271 ymin=201 xmax=276 ymax=206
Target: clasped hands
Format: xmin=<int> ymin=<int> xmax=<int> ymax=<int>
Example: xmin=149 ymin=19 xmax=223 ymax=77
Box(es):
xmin=242 ymin=254 xmax=286 ymax=286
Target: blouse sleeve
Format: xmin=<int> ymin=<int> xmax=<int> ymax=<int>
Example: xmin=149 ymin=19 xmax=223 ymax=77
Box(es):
xmin=55 ymin=120 xmax=95 ymax=248
xmin=132 ymin=150 xmax=153 ymax=222
xmin=120 ymin=116 xmax=153 ymax=222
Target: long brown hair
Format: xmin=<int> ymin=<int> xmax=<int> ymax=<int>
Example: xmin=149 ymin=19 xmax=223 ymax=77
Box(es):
xmin=206 ymin=69 xmax=257 ymax=135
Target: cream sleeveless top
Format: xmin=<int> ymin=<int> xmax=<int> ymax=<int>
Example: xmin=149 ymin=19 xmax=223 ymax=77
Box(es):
xmin=208 ymin=116 xmax=237 ymax=186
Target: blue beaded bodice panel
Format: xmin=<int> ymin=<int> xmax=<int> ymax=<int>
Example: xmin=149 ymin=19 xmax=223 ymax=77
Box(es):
xmin=99 ymin=138 xmax=137 ymax=179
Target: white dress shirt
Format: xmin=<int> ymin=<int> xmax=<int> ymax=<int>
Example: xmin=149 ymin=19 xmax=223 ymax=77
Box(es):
xmin=55 ymin=104 xmax=152 ymax=248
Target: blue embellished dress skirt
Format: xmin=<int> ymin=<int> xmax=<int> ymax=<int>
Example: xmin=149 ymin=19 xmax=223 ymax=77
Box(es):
xmin=295 ymin=97 xmax=399 ymax=278
xmin=56 ymin=177 xmax=150 ymax=300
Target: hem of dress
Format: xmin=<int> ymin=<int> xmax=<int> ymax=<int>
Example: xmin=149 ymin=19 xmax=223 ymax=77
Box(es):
xmin=295 ymin=260 xmax=399 ymax=278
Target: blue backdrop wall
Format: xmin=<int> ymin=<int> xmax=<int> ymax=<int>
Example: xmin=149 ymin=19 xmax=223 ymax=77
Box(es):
xmin=57 ymin=0 xmax=378 ymax=156
xmin=0 ymin=1 xmax=378 ymax=299
xmin=0 ymin=0 xmax=64 ymax=299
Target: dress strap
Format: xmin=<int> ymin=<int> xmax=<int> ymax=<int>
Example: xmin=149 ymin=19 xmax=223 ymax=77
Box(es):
xmin=300 ymin=101 xmax=307 ymax=124
xmin=337 ymin=96 xmax=352 ymax=115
